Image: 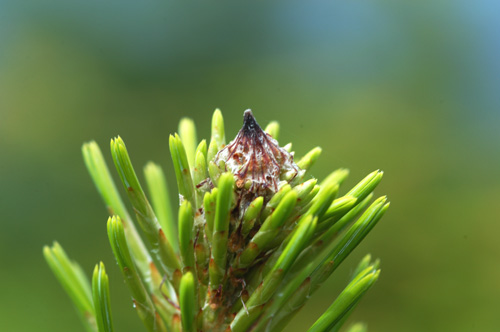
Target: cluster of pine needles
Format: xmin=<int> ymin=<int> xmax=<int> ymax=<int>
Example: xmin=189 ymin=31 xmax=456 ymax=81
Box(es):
xmin=44 ymin=109 xmax=389 ymax=332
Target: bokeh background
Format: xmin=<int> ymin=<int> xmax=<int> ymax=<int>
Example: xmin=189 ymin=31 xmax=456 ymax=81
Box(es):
xmin=1 ymin=1 xmax=499 ymax=331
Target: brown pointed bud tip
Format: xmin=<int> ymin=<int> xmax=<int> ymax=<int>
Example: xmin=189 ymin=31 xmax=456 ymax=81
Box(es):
xmin=214 ymin=109 xmax=300 ymax=204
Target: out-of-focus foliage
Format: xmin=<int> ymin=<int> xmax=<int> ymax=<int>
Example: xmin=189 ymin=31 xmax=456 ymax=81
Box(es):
xmin=1 ymin=1 xmax=499 ymax=332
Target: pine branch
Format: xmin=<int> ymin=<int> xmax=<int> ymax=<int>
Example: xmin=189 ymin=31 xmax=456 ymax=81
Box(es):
xmin=45 ymin=109 xmax=391 ymax=332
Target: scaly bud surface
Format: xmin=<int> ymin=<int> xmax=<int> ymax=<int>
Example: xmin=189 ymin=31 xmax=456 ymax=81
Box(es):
xmin=214 ymin=110 xmax=300 ymax=209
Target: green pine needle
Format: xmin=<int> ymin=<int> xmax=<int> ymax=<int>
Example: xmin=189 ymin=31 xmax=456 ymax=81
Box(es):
xmin=43 ymin=242 xmax=96 ymax=332
xmin=209 ymin=172 xmax=234 ymax=290
xmin=82 ymin=141 xmax=153 ymax=286
xmin=92 ymin=262 xmax=114 ymax=332
xmin=178 ymin=118 xmax=198 ymax=169
xmin=144 ymin=162 xmax=178 ymax=252
xmin=308 ymin=265 xmax=380 ymax=332
xmin=111 ymin=136 xmax=180 ymax=283
xmin=264 ymin=121 xmax=280 ymax=140
xmin=169 ymin=134 xmax=196 ymax=207
xmin=180 ymin=272 xmax=197 ymax=332
xmin=178 ymin=200 xmax=196 ymax=274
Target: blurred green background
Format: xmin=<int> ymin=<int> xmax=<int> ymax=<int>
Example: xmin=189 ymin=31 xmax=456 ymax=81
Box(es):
xmin=1 ymin=1 xmax=499 ymax=331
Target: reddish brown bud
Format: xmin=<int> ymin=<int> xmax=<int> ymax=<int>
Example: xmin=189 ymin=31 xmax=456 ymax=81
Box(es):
xmin=214 ymin=110 xmax=299 ymax=206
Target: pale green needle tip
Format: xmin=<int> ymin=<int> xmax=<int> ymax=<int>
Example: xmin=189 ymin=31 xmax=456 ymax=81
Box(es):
xmin=264 ymin=121 xmax=280 ymax=140
xmin=92 ymin=262 xmax=114 ymax=332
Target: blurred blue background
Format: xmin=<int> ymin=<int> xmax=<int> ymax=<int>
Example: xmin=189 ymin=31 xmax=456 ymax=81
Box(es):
xmin=1 ymin=1 xmax=499 ymax=331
